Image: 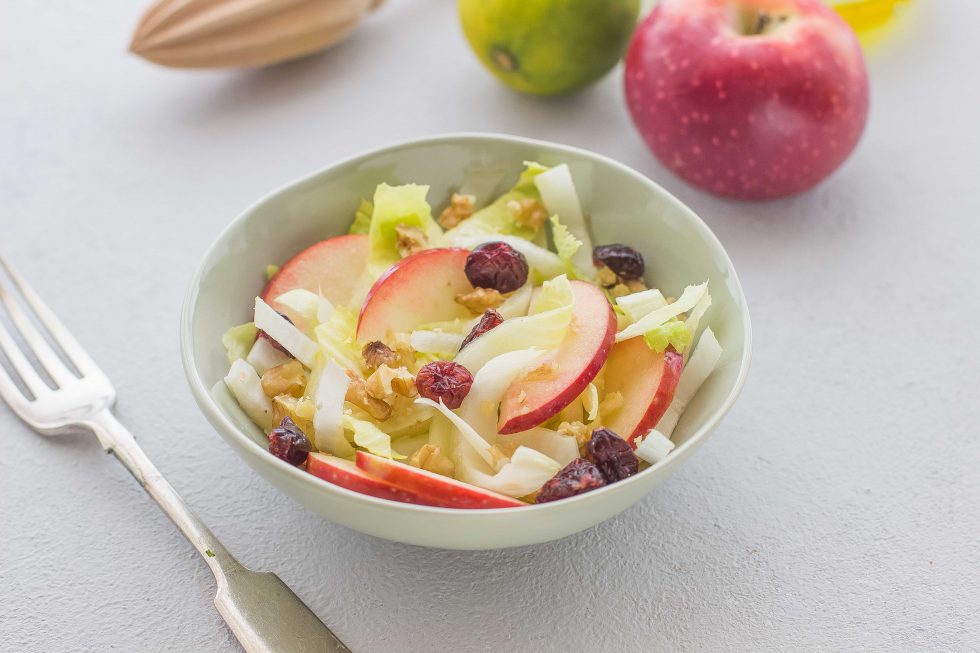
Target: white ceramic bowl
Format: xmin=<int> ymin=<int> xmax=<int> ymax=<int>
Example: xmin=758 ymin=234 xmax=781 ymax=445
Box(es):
xmin=180 ymin=133 xmax=751 ymax=550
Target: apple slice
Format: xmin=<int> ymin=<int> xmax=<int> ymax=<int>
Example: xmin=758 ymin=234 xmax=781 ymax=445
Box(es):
xmin=602 ymin=337 xmax=684 ymax=446
xmin=306 ymin=452 xmax=432 ymax=506
xmin=355 ymin=451 xmax=524 ymax=509
xmin=356 ymin=248 xmax=473 ymax=344
xmin=497 ymin=281 xmax=616 ymax=434
xmin=262 ymin=235 xmax=369 ymax=327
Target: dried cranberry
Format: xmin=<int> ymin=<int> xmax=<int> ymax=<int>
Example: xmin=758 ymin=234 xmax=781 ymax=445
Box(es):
xmin=535 ymin=458 xmax=607 ymax=503
xmin=587 ymin=428 xmax=639 ymax=483
xmin=459 ymin=309 xmax=504 ymax=351
xmin=268 ymin=416 xmax=311 ymax=465
xmin=416 ymin=361 xmax=473 ymax=409
xmin=257 ymin=312 xmax=295 ymax=356
xmin=464 ymin=242 xmax=529 ymax=294
xmin=592 ymin=244 xmax=645 ymax=281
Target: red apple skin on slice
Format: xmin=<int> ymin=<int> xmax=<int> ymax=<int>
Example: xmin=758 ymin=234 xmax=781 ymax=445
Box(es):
xmin=355 ymin=451 xmax=524 ymax=509
xmin=602 ymin=337 xmax=684 ymax=446
xmin=497 ymin=281 xmax=617 ymax=434
xmin=306 ymin=452 xmax=434 ymax=506
xmin=356 ymin=248 xmax=473 ymax=344
xmin=261 ymin=234 xmax=369 ymax=328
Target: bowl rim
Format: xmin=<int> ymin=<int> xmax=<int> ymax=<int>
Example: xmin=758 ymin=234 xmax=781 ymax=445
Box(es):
xmin=179 ymin=132 xmax=753 ymax=516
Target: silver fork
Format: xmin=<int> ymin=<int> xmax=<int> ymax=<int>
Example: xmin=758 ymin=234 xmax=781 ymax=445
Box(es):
xmin=0 ymin=256 xmax=352 ymax=653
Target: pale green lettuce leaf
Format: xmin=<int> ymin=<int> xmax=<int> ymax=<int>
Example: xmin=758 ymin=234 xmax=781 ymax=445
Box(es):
xmin=616 ymin=288 xmax=667 ymax=325
xmin=442 ymin=162 xmax=548 ymax=242
xmin=643 ymin=319 xmax=693 ymax=354
xmin=343 ymin=414 xmax=403 ymax=459
xmin=368 ymin=183 xmax=442 ymax=277
xmin=349 ymin=199 xmax=373 ymax=235
xmin=222 ymin=322 xmax=257 ymax=364
xmin=616 ymin=281 xmax=709 ymax=342
xmin=314 ymin=305 xmax=364 ymax=374
xmin=534 ymin=163 xmax=595 ymax=277
xmin=549 ymin=214 xmax=583 ymax=278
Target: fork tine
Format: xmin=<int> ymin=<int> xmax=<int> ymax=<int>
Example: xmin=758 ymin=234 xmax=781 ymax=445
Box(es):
xmin=0 ymin=360 xmax=32 ymax=419
xmin=0 ymin=317 xmax=50 ymax=399
xmin=0 ymin=255 xmax=102 ymax=379
xmin=0 ymin=282 xmax=77 ymax=387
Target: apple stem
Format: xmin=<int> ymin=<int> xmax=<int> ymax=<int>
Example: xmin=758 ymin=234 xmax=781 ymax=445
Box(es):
xmin=753 ymin=12 xmax=772 ymax=34
xmin=741 ymin=9 xmax=792 ymax=35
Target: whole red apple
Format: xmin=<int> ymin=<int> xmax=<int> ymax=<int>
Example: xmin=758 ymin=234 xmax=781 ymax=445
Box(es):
xmin=624 ymin=0 xmax=869 ymax=200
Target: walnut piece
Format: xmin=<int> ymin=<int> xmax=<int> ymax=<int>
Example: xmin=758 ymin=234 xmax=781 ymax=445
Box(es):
xmin=395 ymin=224 xmax=427 ymax=258
xmin=365 ymin=364 xmax=417 ymax=401
xmin=387 ymin=332 xmax=417 ymax=368
xmin=599 ymin=264 xmax=647 ymax=297
xmin=558 ymin=420 xmax=592 ymax=452
xmin=626 ymin=279 xmax=648 ymax=293
xmin=609 ymin=283 xmax=632 ymax=299
xmin=455 ymin=287 xmax=505 ymax=313
xmin=506 ymin=198 xmax=548 ymax=232
xmin=260 ymin=360 xmax=307 ymax=398
xmin=596 ymin=265 xmax=618 ymax=288
xmin=362 ymin=341 xmax=398 ymax=370
xmin=345 ymin=371 xmax=392 ymax=420
xmin=438 ymin=193 xmax=476 ymax=229
xmin=408 ymin=444 xmax=455 ymax=477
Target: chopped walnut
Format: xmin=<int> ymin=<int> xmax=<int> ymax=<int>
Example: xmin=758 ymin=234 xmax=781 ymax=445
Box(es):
xmin=408 ymin=444 xmax=455 ymax=477
xmin=596 ymin=265 xmax=618 ymax=288
xmin=438 ymin=193 xmax=476 ymax=229
xmin=558 ymin=421 xmax=592 ymax=451
xmin=260 ymin=360 xmax=307 ymax=399
xmin=598 ymin=391 xmax=624 ymax=417
xmin=387 ymin=332 xmax=417 ymax=368
xmin=345 ymin=371 xmax=391 ymax=420
xmin=609 ymin=283 xmax=632 ymax=299
xmin=506 ymin=198 xmax=548 ymax=232
xmin=365 ymin=364 xmax=417 ymax=401
xmin=272 ymin=395 xmax=315 ymax=437
xmin=626 ymin=279 xmax=648 ymax=293
xmin=599 ymin=264 xmax=647 ymax=297
xmin=395 ymin=224 xmax=427 ymax=258
xmin=455 ymin=287 xmax=505 ymax=313
xmin=362 ymin=341 xmax=397 ymax=370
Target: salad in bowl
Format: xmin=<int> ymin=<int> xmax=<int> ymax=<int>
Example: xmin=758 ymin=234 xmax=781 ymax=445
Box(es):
xmin=220 ymin=162 xmax=722 ymax=509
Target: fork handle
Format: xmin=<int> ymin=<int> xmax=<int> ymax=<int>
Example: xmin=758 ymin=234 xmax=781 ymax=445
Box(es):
xmin=87 ymin=410 xmax=351 ymax=653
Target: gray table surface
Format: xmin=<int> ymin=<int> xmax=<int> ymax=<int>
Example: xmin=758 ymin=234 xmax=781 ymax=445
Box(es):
xmin=2 ymin=1 xmax=978 ymax=651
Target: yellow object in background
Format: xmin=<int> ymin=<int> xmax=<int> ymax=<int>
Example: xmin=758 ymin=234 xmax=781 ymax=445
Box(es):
xmin=831 ymin=0 xmax=913 ymax=45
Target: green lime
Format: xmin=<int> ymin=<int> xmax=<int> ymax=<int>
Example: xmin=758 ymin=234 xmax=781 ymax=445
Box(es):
xmin=459 ymin=0 xmax=640 ymax=96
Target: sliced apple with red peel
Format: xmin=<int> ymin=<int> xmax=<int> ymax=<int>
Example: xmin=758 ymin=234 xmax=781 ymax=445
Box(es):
xmin=602 ymin=337 xmax=684 ymax=446
xmin=356 ymin=248 xmax=473 ymax=344
xmin=497 ymin=281 xmax=616 ymax=434
xmin=262 ymin=234 xmax=369 ymax=328
xmin=355 ymin=451 xmax=524 ymax=509
xmin=306 ymin=452 xmax=434 ymax=505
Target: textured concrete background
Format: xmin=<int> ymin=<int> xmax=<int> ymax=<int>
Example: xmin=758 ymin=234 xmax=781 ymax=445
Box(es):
xmin=1 ymin=1 xmax=978 ymax=651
